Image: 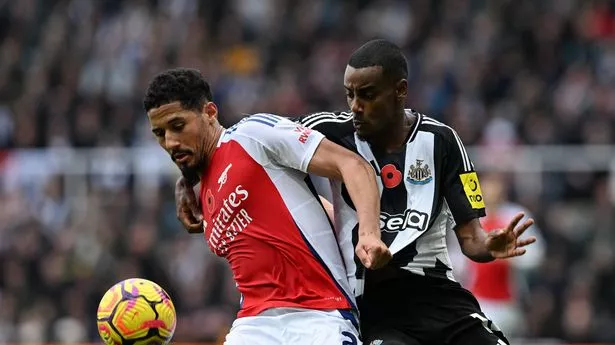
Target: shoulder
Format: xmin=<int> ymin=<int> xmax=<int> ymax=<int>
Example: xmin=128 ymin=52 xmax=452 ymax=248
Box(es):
xmin=414 ymin=111 xmax=462 ymax=145
xmin=232 ymin=113 xmax=290 ymax=131
xmin=415 ymin=111 xmax=475 ymax=171
xmin=298 ymin=111 xmax=354 ymax=128
xmin=223 ymin=113 xmax=324 ymax=149
xmin=225 ymin=113 xmax=294 ymax=138
xmin=296 ymin=111 xmax=354 ymax=141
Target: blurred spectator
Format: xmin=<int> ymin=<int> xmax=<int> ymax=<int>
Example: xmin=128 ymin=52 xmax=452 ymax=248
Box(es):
xmin=1 ymin=0 xmax=615 ymax=342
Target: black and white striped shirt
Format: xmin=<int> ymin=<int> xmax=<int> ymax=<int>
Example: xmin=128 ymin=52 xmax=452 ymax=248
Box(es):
xmin=296 ymin=110 xmax=486 ymax=296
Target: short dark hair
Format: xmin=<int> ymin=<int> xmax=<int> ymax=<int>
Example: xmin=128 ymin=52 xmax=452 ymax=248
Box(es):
xmin=143 ymin=68 xmax=213 ymax=112
xmin=348 ymin=39 xmax=408 ymax=82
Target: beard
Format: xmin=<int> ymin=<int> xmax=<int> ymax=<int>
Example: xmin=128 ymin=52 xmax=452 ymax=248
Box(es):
xmin=181 ymin=169 xmax=200 ymax=186
xmin=179 ymin=161 xmax=203 ymax=186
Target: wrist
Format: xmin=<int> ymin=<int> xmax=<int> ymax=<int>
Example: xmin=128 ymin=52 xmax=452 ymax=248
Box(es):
xmin=468 ymin=252 xmax=495 ymax=263
xmin=463 ymin=240 xmax=495 ymax=263
xmin=476 ymin=244 xmax=495 ymax=262
xmin=482 ymin=239 xmax=496 ymax=262
xmin=359 ymin=225 xmax=381 ymax=238
xmin=483 ymin=251 xmax=496 ymax=262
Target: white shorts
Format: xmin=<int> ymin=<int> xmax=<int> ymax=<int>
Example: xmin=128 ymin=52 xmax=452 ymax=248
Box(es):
xmin=223 ymin=308 xmax=361 ymax=345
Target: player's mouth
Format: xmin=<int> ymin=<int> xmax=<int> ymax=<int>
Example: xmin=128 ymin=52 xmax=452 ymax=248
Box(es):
xmin=172 ymin=152 xmax=191 ymax=164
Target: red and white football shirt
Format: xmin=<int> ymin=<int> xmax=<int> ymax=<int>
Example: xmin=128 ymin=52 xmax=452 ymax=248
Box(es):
xmin=199 ymin=114 xmax=356 ymax=318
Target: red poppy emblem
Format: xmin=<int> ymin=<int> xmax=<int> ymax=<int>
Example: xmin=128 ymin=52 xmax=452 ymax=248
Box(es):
xmin=381 ymin=164 xmax=402 ymax=188
xmin=206 ymin=189 xmax=215 ymax=214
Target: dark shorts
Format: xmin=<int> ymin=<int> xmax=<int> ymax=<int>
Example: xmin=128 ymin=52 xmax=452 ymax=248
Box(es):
xmin=358 ymin=270 xmax=509 ymax=345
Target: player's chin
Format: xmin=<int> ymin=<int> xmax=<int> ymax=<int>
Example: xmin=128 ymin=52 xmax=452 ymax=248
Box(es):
xmin=178 ymin=163 xmax=200 ymax=180
xmin=355 ymin=128 xmax=374 ymax=141
xmin=175 ymin=160 xmax=192 ymax=171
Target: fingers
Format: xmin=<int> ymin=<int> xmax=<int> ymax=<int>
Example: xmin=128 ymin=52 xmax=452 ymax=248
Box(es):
xmin=356 ymin=247 xmax=372 ymax=269
xmin=178 ymin=209 xmax=204 ymax=233
xmin=356 ymin=243 xmax=392 ymax=270
xmin=175 ymin=179 xmax=203 ymax=233
xmin=179 ymin=184 xmax=202 ymax=220
xmin=516 ymin=236 xmax=536 ymax=247
xmin=188 ymin=204 xmax=203 ymax=222
xmin=505 ymin=212 xmax=525 ymax=233
xmin=177 ymin=194 xmax=203 ymax=233
xmin=494 ymin=247 xmax=526 ymax=259
xmin=495 ymin=237 xmax=536 ymax=258
xmin=186 ymin=223 xmax=204 ymax=233
xmin=185 ymin=186 xmax=201 ymax=212
xmin=369 ymin=247 xmax=392 ymax=270
xmin=513 ymin=218 xmax=534 ymax=238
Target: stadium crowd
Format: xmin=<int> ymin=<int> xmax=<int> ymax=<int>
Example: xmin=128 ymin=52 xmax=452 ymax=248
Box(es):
xmin=0 ymin=0 xmax=614 ymax=343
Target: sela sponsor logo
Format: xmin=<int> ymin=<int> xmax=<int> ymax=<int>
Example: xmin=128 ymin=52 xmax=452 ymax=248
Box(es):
xmin=380 ymin=209 xmax=429 ymax=233
xmin=207 ymin=185 xmax=253 ymax=254
xmin=217 ymin=163 xmax=232 ymax=191
xmin=294 ymin=125 xmax=312 ymax=144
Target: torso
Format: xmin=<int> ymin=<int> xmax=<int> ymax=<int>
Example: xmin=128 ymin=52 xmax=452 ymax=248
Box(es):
xmin=199 ymin=114 xmax=356 ymax=317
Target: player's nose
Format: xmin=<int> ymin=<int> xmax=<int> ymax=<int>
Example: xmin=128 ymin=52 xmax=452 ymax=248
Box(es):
xmin=350 ymin=98 xmax=364 ymax=114
xmin=164 ymin=132 xmax=181 ymax=150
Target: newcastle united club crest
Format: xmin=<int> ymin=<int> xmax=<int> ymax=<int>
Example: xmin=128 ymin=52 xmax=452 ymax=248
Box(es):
xmin=407 ymin=159 xmax=432 ymax=185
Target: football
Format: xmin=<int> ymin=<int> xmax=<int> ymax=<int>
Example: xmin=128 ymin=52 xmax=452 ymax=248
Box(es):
xmin=97 ymin=278 xmax=177 ymax=345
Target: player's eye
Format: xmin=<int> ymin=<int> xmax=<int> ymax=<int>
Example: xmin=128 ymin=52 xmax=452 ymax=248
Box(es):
xmin=171 ymin=122 xmax=185 ymax=131
xmin=346 ymin=91 xmax=354 ymax=99
xmin=153 ymin=129 xmax=164 ymax=137
xmin=360 ymin=91 xmax=375 ymax=101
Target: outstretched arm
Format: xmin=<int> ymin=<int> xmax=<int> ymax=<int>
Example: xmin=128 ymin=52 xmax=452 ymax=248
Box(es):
xmin=308 ymin=138 xmax=391 ymax=269
xmin=455 ymin=213 xmax=536 ymax=263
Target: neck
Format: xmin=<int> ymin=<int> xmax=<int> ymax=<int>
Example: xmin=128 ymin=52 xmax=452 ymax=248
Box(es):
xmin=372 ymin=109 xmax=415 ymax=153
xmin=198 ymin=125 xmax=225 ymax=179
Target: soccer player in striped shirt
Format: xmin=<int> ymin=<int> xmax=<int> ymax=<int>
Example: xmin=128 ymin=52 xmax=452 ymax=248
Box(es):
xmin=175 ymin=40 xmax=537 ymax=345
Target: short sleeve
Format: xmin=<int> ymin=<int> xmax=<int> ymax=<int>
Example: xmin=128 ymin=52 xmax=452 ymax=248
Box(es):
xmin=236 ymin=114 xmax=325 ymax=172
xmin=441 ymin=128 xmax=486 ymax=225
xmin=293 ymin=112 xmax=354 ymax=145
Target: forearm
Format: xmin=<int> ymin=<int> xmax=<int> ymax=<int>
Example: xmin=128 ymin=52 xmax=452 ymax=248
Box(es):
xmin=456 ymin=221 xmax=494 ymax=263
xmin=339 ymin=157 xmax=381 ymax=238
xmin=305 ymin=139 xmax=381 ymax=238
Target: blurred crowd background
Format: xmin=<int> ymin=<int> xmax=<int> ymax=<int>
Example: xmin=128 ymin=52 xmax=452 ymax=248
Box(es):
xmin=1 ymin=0 xmax=615 ymax=343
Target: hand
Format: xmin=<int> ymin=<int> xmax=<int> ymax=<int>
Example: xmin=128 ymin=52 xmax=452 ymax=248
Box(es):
xmin=355 ymin=232 xmax=392 ymax=270
xmin=485 ymin=212 xmax=536 ymax=259
xmin=175 ymin=176 xmax=203 ymax=233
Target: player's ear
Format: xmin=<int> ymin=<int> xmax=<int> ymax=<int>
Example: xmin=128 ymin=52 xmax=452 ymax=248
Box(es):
xmin=202 ymin=102 xmax=218 ymax=121
xmin=396 ymin=79 xmax=408 ymax=100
